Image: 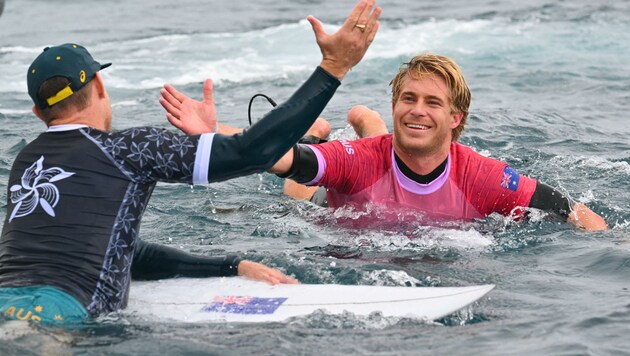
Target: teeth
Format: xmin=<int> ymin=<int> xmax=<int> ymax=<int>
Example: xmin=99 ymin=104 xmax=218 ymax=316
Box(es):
xmin=406 ymin=124 xmax=429 ymax=129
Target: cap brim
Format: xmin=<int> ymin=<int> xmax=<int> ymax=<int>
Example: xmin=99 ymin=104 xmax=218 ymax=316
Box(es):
xmin=100 ymin=62 xmax=112 ymax=70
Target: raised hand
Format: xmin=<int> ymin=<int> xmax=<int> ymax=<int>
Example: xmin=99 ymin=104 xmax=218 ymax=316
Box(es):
xmin=308 ymin=0 xmax=381 ymax=80
xmin=159 ymin=79 xmax=217 ymax=135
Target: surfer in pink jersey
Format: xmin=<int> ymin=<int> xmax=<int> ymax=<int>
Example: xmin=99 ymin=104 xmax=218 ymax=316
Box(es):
xmin=302 ymin=134 xmax=537 ymax=222
xmin=161 ymin=54 xmax=607 ymax=231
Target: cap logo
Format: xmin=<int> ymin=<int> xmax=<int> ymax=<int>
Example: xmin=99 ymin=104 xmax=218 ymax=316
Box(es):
xmin=56 ymin=56 xmax=61 ymax=61
xmin=80 ymin=70 xmax=86 ymax=83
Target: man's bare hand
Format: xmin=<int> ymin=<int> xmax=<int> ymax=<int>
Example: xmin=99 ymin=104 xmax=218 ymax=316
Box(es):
xmin=309 ymin=0 xmax=381 ymax=80
xmin=159 ymin=79 xmax=217 ymax=135
xmin=237 ymin=260 xmax=299 ymax=285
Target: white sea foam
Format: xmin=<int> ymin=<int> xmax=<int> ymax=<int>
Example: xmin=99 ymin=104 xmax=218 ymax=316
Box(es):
xmin=0 ymin=18 xmax=508 ymax=94
xmin=362 ymin=269 xmax=427 ymax=287
xmin=551 ymin=155 xmax=630 ymax=176
xmin=111 ymin=100 xmax=140 ymax=108
xmin=411 ymin=227 xmax=495 ymax=249
xmin=341 ymin=228 xmax=494 ymax=251
xmin=1 ymin=14 xmax=618 ymax=100
xmin=0 ymin=108 xmax=32 ymax=115
xmin=0 ymin=46 xmax=42 ymax=54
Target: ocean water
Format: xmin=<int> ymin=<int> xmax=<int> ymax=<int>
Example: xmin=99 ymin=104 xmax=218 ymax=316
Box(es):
xmin=1 ymin=0 xmax=629 ymax=354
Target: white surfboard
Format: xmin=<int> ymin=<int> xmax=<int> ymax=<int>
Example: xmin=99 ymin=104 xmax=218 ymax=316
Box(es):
xmin=126 ymin=277 xmax=494 ymax=323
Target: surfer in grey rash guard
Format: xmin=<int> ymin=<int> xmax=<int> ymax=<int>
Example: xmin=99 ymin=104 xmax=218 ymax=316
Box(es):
xmin=0 ymin=0 xmax=381 ymax=323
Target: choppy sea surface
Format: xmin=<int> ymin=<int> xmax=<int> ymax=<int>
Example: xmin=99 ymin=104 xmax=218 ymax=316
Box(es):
xmin=1 ymin=0 xmax=629 ymax=354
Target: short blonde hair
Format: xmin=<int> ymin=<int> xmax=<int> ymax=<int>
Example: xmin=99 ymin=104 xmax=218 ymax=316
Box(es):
xmin=390 ymin=54 xmax=471 ymax=141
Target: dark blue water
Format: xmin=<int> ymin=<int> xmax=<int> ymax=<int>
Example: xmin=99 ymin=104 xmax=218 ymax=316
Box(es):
xmin=1 ymin=0 xmax=629 ymax=354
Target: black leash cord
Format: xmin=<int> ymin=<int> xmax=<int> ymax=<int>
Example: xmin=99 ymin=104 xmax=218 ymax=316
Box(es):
xmin=248 ymin=93 xmax=278 ymax=126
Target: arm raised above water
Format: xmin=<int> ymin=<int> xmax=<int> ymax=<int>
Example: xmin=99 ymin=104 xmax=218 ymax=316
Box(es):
xmin=161 ymin=0 xmax=381 ymax=182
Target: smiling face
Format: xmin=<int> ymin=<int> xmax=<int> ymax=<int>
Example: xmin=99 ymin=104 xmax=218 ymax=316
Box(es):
xmin=392 ymin=74 xmax=463 ymax=158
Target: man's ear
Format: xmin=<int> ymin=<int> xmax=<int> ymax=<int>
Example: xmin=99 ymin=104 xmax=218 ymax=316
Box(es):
xmin=450 ymin=112 xmax=463 ymax=129
xmin=92 ymin=72 xmax=107 ymax=99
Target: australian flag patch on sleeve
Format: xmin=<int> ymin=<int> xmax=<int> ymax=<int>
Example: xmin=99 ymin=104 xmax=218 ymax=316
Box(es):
xmin=500 ymin=166 xmax=520 ymax=191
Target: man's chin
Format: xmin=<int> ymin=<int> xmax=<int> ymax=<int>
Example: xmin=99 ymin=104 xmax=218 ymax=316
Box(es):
xmin=394 ymin=137 xmax=443 ymax=157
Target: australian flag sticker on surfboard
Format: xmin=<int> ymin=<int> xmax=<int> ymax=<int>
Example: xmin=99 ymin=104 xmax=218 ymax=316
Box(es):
xmin=202 ymin=296 xmax=287 ymax=315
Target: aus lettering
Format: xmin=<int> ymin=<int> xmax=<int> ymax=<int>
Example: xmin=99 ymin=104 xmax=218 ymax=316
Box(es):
xmin=2 ymin=306 xmax=43 ymax=322
xmin=341 ymin=140 xmax=354 ymax=155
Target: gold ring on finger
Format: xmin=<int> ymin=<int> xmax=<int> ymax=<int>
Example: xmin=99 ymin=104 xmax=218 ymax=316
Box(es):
xmin=354 ymin=23 xmax=366 ymax=32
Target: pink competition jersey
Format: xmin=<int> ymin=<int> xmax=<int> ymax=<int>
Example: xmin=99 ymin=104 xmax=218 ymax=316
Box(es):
xmin=306 ymin=134 xmax=537 ymax=221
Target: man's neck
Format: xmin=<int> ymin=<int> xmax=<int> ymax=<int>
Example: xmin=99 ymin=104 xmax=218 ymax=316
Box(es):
xmin=394 ymin=153 xmax=448 ymax=184
xmin=47 ymin=108 xmax=109 ymax=131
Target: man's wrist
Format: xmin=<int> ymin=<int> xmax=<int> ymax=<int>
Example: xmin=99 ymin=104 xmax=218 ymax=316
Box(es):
xmin=222 ymin=255 xmax=243 ymax=276
xmin=318 ymin=60 xmax=349 ymax=81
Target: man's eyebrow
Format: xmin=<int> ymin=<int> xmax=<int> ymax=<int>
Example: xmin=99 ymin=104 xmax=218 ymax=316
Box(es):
xmin=426 ymin=94 xmax=445 ymax=103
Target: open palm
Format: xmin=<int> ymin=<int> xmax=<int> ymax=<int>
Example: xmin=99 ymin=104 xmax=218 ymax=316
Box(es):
xmin=159 ymin=79 xmax=217 ymax=135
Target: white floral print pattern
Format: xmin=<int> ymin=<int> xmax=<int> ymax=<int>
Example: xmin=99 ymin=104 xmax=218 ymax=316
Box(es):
xmin=8 ymin=156 xmax=75 ymax=222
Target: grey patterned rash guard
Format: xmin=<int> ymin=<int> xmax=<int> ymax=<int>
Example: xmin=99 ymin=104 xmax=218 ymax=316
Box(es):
xmin=0 ymin=67 xmax=340 ymax=316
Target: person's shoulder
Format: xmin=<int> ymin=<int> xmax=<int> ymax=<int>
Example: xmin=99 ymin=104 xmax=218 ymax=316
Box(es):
xmin=451 ymin=142 xmax=506 ymax=168
xmin=366 ymin=133 xmax=392 ymax=141
xmin=112 ymin=126 xmax=159 ymax=135
xmin=107 ymin=126 xmax=178 ymax=139
xmin=357 ymin=133 xmax=392 ymax=148
xmin=452 ymin=142 xmax=490 ymax=159
xmin=451 ymin=141 xmax=476 ymax=155
xmin=315 ymin=134 xmax=391 ymax=160
xmin=340 ymin=134 xmax=390 ymax=155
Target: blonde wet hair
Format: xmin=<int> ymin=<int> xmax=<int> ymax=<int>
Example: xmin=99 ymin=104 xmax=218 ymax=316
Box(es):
xmin=390 ymin=54 xmax=471 ymax=141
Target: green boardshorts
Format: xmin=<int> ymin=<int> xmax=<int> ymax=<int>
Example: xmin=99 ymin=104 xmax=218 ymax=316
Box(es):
xmin=0 ymin=286 xmax=88 ymax=323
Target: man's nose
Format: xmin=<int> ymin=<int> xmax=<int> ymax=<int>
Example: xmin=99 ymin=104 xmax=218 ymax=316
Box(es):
xmin=409 ymin=101 xmax=427 ymax=117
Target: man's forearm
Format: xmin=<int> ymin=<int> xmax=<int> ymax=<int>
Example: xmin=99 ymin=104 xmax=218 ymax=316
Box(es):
xmin=131 ymin=241 xmax=241 ymax=280
xmin=206 ymin=67 xmax=340 ymax=183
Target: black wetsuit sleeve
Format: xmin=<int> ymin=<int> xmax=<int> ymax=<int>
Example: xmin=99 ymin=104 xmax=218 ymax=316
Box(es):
xmin=131 ymin=240 xmax=242 ymax=280
xmin=528 ymin=182 xmax=573 ymax=220
xmin=277 ymin=144 xmax=319 ymax=183
xmin=207 ymin=66 xmax=340 ymax=182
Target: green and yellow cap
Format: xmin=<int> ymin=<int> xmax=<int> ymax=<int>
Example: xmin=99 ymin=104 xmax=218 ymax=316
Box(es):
xmin=27 ymin=43 xmax=111 ymax=109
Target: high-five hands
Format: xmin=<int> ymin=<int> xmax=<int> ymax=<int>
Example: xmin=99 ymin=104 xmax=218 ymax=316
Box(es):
xmin=159 ymin=0 xmax=382 ymax=135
